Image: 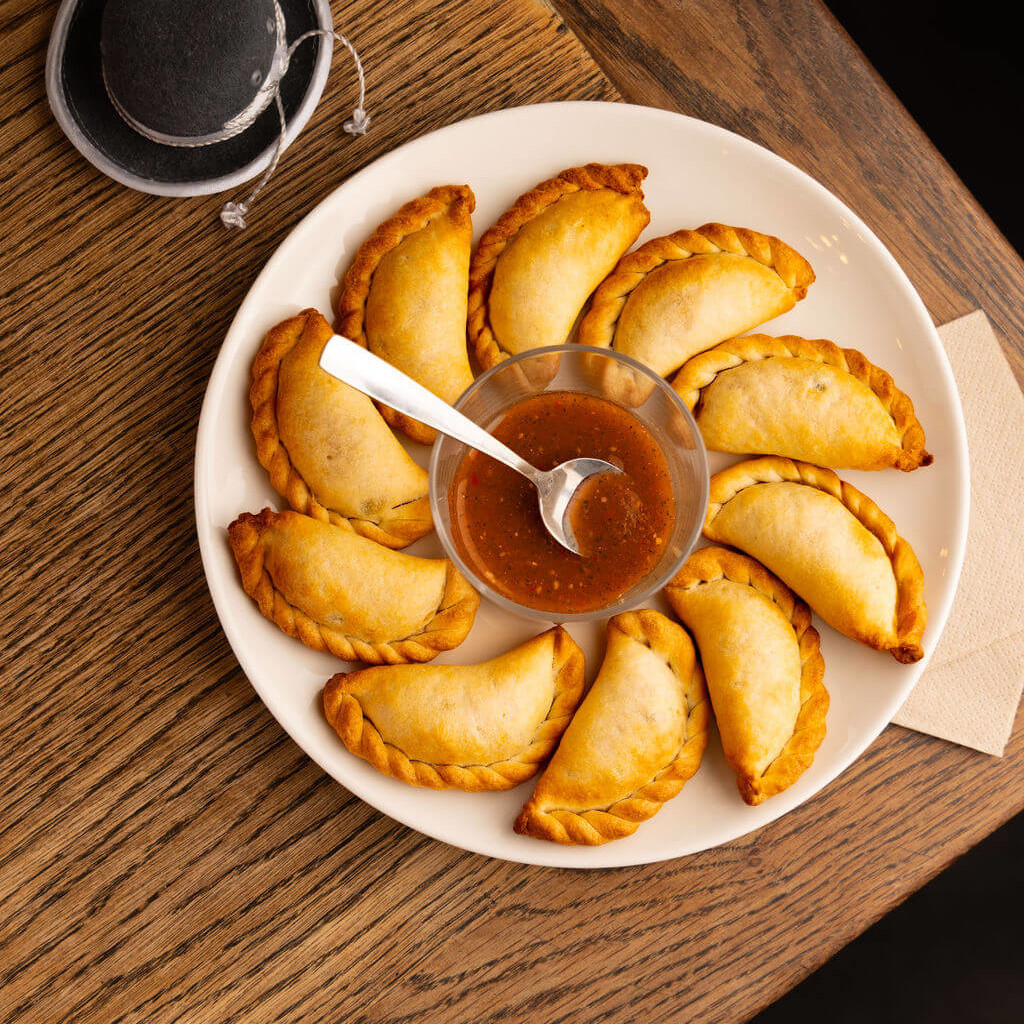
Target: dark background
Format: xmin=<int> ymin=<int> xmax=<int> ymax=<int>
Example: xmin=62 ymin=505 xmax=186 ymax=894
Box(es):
xmin=827 ymin=0 xmax=1024 ymax=254
xmin=755 ymin=2 xmax=1024 ymax=1021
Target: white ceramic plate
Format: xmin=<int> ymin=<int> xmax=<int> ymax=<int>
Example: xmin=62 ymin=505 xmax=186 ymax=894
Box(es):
xmin=195 ymin=102 xmax=969 ymax=868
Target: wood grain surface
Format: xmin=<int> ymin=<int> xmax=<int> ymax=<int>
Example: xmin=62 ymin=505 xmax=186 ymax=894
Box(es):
xmin=1 ymin=1 xmax=1020 ymax=1023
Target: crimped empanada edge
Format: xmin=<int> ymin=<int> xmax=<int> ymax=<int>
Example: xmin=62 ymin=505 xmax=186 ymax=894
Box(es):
xmin=666 ymin=545 xmax=829 ymax=806
xmin=227 ymin=508 xmax=479 ymax=665
xmin=671 ymin=334 xmax=932 ymax=471
xmin=248 ymin=310 xmax=432 ymax=548
xmin=513 ymin=609 xmax=710 ymax=846
xmin=576 ymin=223 xmax=816 ymax=353
xmin=321 ymin=626 xmax=585 ymax=791
xmin=704 ymin=457 xmax=927 ymax=663
xmin=336 ymin=185 xmax=476 ymax=444
xmin=467 ymin=162 xmax=649 ymax=371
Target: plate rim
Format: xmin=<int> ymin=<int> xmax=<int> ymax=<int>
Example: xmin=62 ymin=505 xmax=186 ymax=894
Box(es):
xmin=194 ymin=100 xmax=970 ymax=868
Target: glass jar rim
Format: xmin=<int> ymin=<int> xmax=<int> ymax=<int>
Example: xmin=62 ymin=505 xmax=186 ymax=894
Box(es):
xmin=428 ymin=344 xmax=710 ymax=622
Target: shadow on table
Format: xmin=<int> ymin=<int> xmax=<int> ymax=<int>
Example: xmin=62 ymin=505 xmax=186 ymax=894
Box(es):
xmin=751 ymin=810 xmax=1024 ymax=1024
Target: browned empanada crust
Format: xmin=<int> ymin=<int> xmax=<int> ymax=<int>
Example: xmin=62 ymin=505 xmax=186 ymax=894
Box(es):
xmin=673 ymin=334 xmax=932 ymax=471
xmin=337 ymin=185 xmax=476 ymax=444
xmin=513 ymin=610 xmax=710 ymax=845
xmin=248 ymin=309 xmax=432 ymax=548
xmin=467 ymin=162 xmax=649 ymax=370
xmin=322 ymin=627 xmax=585 ymax=791
xmin=578 ymin=223 xmax=815 ymax=375
xmin=666 ymin=547 xmax=828 ymax=805
xmin=228 ymin=509 xmax=479 ymax=664
xmin=705 ymin=457 xmax=927 ymax=663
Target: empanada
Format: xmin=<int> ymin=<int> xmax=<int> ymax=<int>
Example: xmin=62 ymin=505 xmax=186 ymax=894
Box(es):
xmin=337 ymin=185 xmax=475 ymax=444
xmin=250 ymin=309 xmax=432 ymax=549
xmin=228 ymin=509 xmax=479 ymax=664
xmin=703 ymin=457 xmax=927 ymax=663
xmin=322 ymin=627 xmax=585 ymax=791
xmin=468 ymin=163 xmax=650 ymax=369
xmin=578 ymin=224 xmax=815 ymax=376
xmin=514 ymin=610 xmax=710 ymax=845
xmin=673 ymin=334 xmax=932 ymax=471
xmin=666 ymin=547 xmax=828 ymax=805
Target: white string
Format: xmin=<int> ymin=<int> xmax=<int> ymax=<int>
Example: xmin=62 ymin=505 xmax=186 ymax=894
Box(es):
xmin=221 ymin=29 xmax=370 ymax=230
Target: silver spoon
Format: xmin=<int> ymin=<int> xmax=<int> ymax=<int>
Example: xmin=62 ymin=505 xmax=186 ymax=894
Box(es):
xmin=318 ymin=334 xmax=620 ymax=555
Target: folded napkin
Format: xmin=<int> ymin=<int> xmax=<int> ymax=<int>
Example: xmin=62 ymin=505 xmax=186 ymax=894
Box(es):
xmin=892 ymin=311 xmax=1024 ymax=755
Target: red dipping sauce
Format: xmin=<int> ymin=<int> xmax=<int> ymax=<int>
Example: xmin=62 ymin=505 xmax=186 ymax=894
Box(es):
xmin=449 ymin=391 xmax=675 ymax=614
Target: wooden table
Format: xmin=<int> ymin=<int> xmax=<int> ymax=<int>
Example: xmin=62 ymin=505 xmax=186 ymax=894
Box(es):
xmin=2 ymin=1 xmax=1021 ymax=1021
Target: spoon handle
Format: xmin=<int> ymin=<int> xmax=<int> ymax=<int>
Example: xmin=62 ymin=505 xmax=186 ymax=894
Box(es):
xmin=319 ymin=334 xmax=538 ymax=479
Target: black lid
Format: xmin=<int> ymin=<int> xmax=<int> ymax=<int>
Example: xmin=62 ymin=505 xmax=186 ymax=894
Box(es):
xmin=100 ymin=0 xmax=282 ymax=143
xmin=46 ymin=0 xmax=333 ymax=196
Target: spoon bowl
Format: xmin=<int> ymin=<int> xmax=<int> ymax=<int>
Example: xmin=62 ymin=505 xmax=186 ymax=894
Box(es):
xmin=534 ymin=457 xmax=622 ymax=554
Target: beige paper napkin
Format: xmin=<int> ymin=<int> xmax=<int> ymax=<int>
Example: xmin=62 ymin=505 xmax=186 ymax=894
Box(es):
xmin=892 ymin=311 xmax=1024 ymax=755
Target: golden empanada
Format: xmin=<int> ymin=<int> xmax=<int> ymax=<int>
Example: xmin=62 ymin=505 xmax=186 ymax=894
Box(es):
xmin=337 ymin=185 xmax=476 ymax=444
xmin=673 ymin=334 xmax=932 ymax=471
xmin=666 ymin=547 xmax=828 ymax=806
xmin=228 ymin=509 xmax=479 ymax=664
xmin=703 ymin=457 xmax=927 ymax=663
xmin=578 ymin=224 xmax=815 ymax=376
xmin=514 ymin=610 xmax=709 ymax=845
xmin=322 ymin=627 xmax=585 ymax=791
xmin=468 ymin=163 xmax=650 ymax=369
xmin=249 ymin=309 xmax=431 ymax=549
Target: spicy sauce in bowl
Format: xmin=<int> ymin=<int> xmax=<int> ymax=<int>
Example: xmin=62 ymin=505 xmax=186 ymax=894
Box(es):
xmin=450 ymin=392 xmax=674 ymax=613
xmin=430 ymin=345 xmax=709 ymax=622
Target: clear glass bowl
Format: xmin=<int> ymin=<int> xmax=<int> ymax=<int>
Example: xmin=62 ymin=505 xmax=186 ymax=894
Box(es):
xmin=429 ymin=345 xmax=709 ymax=622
